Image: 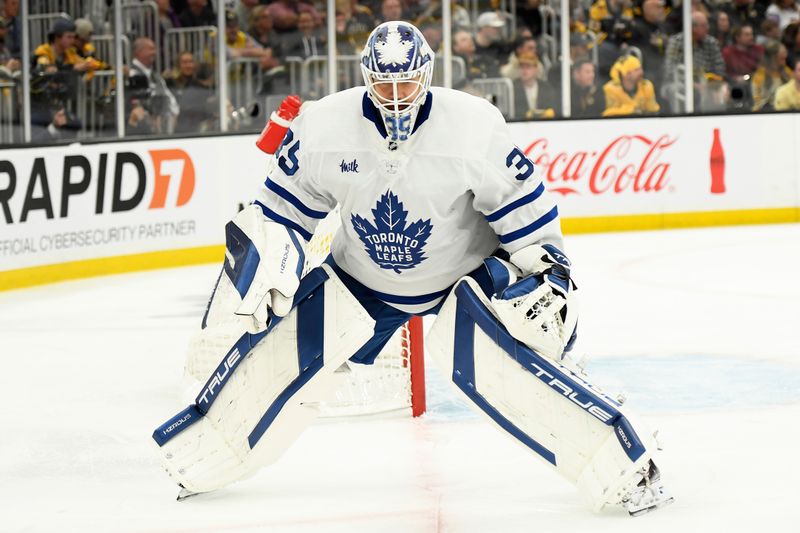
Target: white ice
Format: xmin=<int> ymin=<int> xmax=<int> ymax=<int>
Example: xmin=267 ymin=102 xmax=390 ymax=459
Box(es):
xmin=2 ymin=223 xmax=799 ymax=533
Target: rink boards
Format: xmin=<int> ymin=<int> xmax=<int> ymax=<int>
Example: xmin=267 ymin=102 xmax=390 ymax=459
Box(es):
xmin=1 ymin=113 xmax=799 ymax=289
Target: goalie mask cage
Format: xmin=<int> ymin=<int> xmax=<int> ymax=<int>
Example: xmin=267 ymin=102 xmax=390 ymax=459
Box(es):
xmin=305 ymin=208 xmax=426 ymax=418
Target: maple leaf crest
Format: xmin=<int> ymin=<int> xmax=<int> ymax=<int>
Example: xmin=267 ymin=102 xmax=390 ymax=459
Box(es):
xmin=375 ymin=26 xmax=414 ymax=67
xmin=350 ymin=190 xmax=433 ymax=273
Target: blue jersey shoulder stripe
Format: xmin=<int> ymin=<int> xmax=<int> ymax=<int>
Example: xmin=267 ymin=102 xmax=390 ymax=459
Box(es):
xmin=485 ymin=182 xmax=545 ymax=222
xmin=254 ymin=200 xmax=313 ymax=241
xmin=265 ymin=179 xmax=328 ymax=220
xmin=498 ymin=206 xmax=559 ymax=244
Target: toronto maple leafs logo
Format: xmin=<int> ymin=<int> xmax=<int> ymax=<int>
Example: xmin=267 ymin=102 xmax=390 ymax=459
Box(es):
xmin=350 ymin=190 xmax=433 ymax=273
xmin=375 ymin=24 xmax=413 ymax=67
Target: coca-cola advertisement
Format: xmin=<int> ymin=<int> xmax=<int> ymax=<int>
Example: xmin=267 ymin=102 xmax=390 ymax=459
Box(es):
xmin=508 ymin=114 xmax=799 ymax=220
xmin=523 ymin=134 xmax=676 ymax=196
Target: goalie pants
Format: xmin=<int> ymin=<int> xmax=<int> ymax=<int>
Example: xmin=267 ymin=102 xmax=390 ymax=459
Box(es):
xmin=324 ymin=256 xmax=494 ymax=365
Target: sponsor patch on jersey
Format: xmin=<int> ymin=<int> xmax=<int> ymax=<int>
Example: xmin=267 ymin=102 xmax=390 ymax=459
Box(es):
xmin=350 ymin=190 xmax=432 ymax=273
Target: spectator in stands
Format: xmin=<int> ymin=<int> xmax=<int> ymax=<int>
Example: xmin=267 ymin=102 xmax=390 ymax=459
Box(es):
xmin=378 ymin=0 xmax=404 ymax=24
xmin=281 ymin=11 xmax=326 ymax=58
xmin=32 ymin=107 xmax=78 ymax=142
xmin=73 ymin=18 xmax=109 ymax=72
xmin=473 ymin=12 xmax=511 ymax=78
xmin=34 ymin=18 xmax=94 ymax=77
xmin=127 ymin=37 xmax=179 ymax=134
xmin=0 ymin=16 xmax=13 ymax=61
xmin=414 ymin=1 xmax=471 ymax=33
xmin=602 ymin=53 xmax=660 ymax=116
xmin=453 ymin=29 xmax=496 ymax=80
xmin=766 ymin=0 xmax=800 ymax=32
xmin=569 ymin=32 xmax=592 ymax=63
xmin=248 ymin=6 xmax=283 ymax=55
xmin=711 ymin=10 xmax=734 ymax=49
xmin=590 ymin=0 xmax=636 ymax=77
xmin=418 ymin=18 xmax=443 ymax=53
xmin=225 ymin=11 xmax=276 ymax=69
xmin=516 ymin=0 xmax=544 ymax=37
xmin=723 ymin=24 xmax=764 ymax=79
xmin=758 ymin=18 xmax=783 ymax=45
xmin=500 ymin=35 xmax=545 ymax=81
xmin=726 ymin=0 xmax=765 ymax=30
xmin=267 ymin=0 xmax=323 ymax=34
xmin=156 ymin=0 xmax=181 ymax=34
xmin=774 ymin=55 xmax=800 ymax=108
xmin=589 ymin=0 xmax=635 ymax=46
xmin=336 ymin=0 xmax=374 ymax=49
xmin=335 ymin=11 xmax=357 ymax=55
xmin=571 ymin=58 xmax=605 ymax=117
xmin=178 ymin=0 xmax=217 ymax=28
xmin=165 ymin=51 xmax=213 ymax=133
xmin=751 ymin=41 xmax=792 ymax=110
xmin=631 ymin=0 xmax=670 ymax=89
xmin=784 ymin=22 xmax=800 ymax=66
xmin=665 ymin=11 xmax=729 ymax=111
xmin=1 ymin=0 xmax=18 ymax=59
xmin=0 ymin=16 xmax=20 ymax=83
xmin=665 ymin=11 xmax=726 ymax=82
xmin=235 ymin=0 xmax=261 ymax=30
xmin=513 ymin=52 xmax=559 ymax=119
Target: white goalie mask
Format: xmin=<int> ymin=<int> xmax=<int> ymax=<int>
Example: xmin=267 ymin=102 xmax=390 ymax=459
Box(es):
xmin=360 ymin=21 xmax=435 ymax=143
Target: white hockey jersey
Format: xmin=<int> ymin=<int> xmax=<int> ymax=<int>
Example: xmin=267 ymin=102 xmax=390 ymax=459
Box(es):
xmin=255 ymin=87 xmax=563 ymax=311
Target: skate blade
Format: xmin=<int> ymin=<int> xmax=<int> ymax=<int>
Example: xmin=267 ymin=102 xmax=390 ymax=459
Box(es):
xmin=628 ymin=494 xmax=675 ymax=517
xmin=176 ymin=485 xmax=202 ymax=502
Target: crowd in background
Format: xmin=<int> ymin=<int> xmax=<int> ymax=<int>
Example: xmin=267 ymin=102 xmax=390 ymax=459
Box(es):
xmin=1 ymin=0 xmax=799 ymax=142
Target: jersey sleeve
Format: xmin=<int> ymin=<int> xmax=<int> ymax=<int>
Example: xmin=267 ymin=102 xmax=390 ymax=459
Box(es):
xmin=252 ymin=112 xmax=336 ymax=241
xmin=471 ymin=108 xmax=564 ymax=254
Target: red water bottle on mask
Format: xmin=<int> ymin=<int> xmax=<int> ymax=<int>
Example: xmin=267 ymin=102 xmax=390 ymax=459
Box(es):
xmin=256 ymin=95 xmax=302 ymax=155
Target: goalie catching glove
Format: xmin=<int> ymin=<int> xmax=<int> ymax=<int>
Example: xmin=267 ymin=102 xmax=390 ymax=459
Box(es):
xmin=207 ymin=204 xmax=305 ymax=333
xmin=489 ymin=244 xmax=578 ymax=361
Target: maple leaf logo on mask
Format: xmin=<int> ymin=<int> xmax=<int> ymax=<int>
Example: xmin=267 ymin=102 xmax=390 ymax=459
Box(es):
xmin=350 ymin=190 xmax=433 ymax=273
xmin=375 ymin=26 xmax=414 ymax=67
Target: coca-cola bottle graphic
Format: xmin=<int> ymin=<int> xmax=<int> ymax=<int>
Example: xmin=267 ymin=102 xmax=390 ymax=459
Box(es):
xmin=710 ymin=128 xmax=726 ymax=194
xmin=256 ymin=95 xmax=302 ymax=155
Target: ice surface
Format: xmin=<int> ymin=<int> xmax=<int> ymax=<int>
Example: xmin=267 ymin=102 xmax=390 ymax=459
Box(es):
xmin=1 ymin=224 xmax=799 ymax=532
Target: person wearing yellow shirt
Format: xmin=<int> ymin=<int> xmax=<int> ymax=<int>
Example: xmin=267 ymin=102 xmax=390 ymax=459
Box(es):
xmin=33 ymin=18 xmax=92 ymax=74
xmin=602 ymin=54 xmax=660 ymax=116
xmin=774 ymin=57 xmax=800 ymax=110
xmin=73 ymin=18 xmax=109 ymax=72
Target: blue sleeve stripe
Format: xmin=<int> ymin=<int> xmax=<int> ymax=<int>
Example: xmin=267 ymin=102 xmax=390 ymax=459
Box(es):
xmin=254 ymin=200 xmax=314 ymax=241
xmin=485 ymin=183 xmax=545 ymax=222
xmin=285 ymin=225 xmax=306 ymax=279
xmin=265 ymin=179 xmax=328 ymax=220
xmin=498 ymin=206 xmax=559 ymax=244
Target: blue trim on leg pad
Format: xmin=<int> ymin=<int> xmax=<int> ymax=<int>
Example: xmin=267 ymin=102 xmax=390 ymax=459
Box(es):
xmin=452 ymin=294 xmax=557 ymax=466
xmin=247 ymin=281 xmax=326 ymax=449
xmin=453 ymin=281 xmax=647 ymax=464
xmin=152 ymin=405 xmax=204 ymax=447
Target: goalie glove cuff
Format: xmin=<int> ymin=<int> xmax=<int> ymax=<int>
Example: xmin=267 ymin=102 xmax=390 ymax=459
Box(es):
xmin=510 ymin=243 xmax=571 ymax=278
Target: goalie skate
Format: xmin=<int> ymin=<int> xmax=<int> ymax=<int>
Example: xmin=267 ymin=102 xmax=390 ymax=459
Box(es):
xmin=622 ymin=461 xmax=675 ymax=517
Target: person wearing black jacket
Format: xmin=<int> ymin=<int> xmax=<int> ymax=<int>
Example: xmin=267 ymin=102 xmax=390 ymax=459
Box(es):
xmin=570 ymin=59 xmax=605 ymax=118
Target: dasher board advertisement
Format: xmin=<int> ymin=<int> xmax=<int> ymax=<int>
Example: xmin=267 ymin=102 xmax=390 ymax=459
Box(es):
xmin=1 ymin=136 xmax=267 ymax=275
xmin=2 ymin=113 xmax=799 ymax=287
xmin=508 ymin=113 xmax=800 ymax=217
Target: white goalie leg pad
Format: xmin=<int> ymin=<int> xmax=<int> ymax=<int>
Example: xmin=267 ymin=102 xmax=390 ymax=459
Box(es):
xmin=426 ymin=277 xmax=660 ymax=512
xmin=152 ymin=264 xmax=375 ymax=494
